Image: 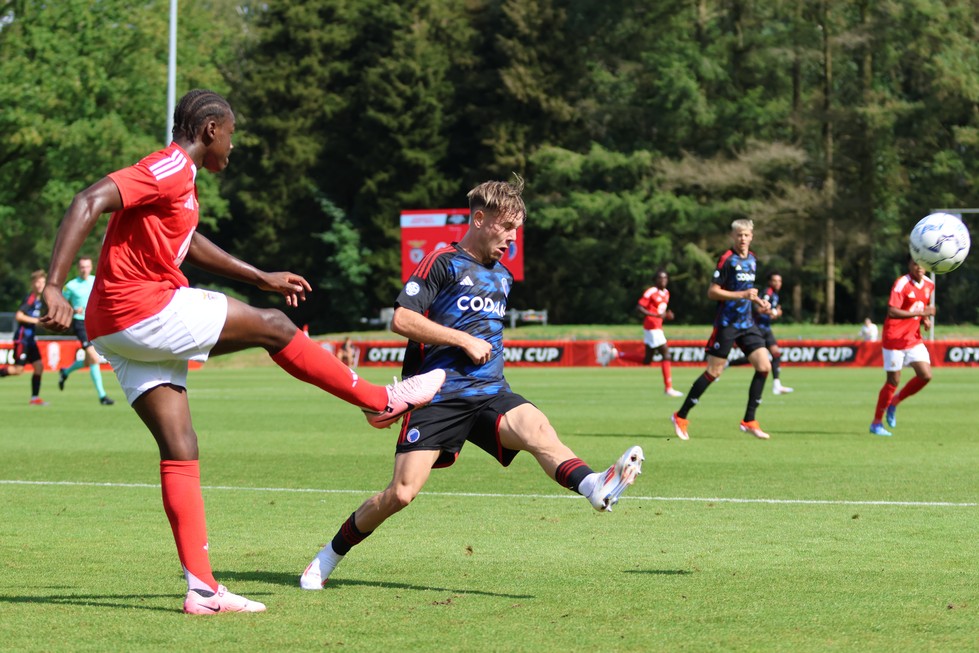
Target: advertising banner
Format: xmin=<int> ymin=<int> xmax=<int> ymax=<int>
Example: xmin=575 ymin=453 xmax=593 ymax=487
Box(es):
xmin=331 ymin=339 xmax=979 ymax=368
xmin=400 ymin=209 xmax=524 ymax=282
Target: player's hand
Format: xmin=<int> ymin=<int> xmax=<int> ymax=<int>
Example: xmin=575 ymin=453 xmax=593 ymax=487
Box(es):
xmin=259 ymin=272 xmax=312 ymax=307
xmin=40 ymin=285 xmax=73 ymax=332
xmin=743 ymin=288 xmax=759 ymax=301
xmin=922 ymin=316 xmax=932 ymax=331
xmin=462 ymin=334 xmax=493 ymax=365
xmin=664 ymin=309 xmax=675 ymax=321
xmin=755 ymin=298 xmax=771 ymax=313
xmin=921 ymin=305 xmax=936 ymax=317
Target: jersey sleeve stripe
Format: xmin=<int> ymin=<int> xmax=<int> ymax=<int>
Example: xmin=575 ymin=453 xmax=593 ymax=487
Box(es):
xmin=148 ymin=151 xmax=187 ymax=181
xmin=414 ymin=246 xmax=455 ymax=280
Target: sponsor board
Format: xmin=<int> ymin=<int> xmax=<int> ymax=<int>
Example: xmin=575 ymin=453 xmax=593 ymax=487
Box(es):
xmin=322 ymin=339 xmax=979 ymax=368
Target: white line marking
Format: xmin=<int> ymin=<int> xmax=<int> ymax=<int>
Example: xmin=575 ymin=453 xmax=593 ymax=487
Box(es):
xmin=0 ymin=479 xmax=974 ymax=507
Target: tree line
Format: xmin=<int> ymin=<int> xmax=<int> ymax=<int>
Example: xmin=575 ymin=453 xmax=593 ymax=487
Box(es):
xmin=1 ymin=0 xmax=977 ymax=331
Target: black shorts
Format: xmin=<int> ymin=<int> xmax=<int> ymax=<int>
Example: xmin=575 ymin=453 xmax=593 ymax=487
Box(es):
xmin=758 ymin=326 xmax=777 ymax=349
xmin=14 ymin=340 xmax=42 ymax=366
xmin=71 ymin=320 xmax=92 ymax=348
xmin=705 ymin=324 xmax=768 ymax=359
xmin=396 ymin=392 xmax=532 ymax=468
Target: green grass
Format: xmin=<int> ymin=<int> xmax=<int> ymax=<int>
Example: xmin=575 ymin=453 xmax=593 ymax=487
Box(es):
xmin=1 ymin=364 xmax=977 ymax=651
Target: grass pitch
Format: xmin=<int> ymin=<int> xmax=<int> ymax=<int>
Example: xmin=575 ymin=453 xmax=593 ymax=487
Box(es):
xmin=1 ymin=364 xmax=976 ymax=651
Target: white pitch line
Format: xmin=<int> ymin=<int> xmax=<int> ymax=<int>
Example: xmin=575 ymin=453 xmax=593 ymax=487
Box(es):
xmin=0 ymin=479 xmax=974 ymax=508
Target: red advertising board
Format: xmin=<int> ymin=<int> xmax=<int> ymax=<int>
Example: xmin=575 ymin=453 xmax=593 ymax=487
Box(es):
xmin=324 ymin=339 xmax=979 ymax=368
xmin=400 ymin=209 xmax=524 ymax=282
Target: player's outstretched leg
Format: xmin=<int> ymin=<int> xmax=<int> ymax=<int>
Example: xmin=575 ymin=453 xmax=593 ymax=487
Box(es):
xmin=583 ymin=446 xmax=644 ymax=512
xmin=363 ymin=369 xmax=447 ymax=429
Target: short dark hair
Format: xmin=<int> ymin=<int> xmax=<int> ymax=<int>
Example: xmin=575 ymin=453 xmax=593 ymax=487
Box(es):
xmin=172 ymin=90 xmax=232 ymax=141
xmin=767 ymin=271 xmax=781 ymax=281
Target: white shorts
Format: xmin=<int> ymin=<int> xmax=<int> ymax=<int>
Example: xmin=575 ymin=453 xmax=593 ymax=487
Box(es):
xmin=882 ymin=343 xmax=930 ymax=372
xmin=93 ymin=287 xmax=228 ymax=404
xmin=643 ymin=329 xmax=668 ymax=349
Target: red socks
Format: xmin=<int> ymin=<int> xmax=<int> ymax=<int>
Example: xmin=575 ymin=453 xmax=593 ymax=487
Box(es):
xmin=160 ymin=460 xmax=218 ymax=592
xmin=874 ymin=382 xmax=898 ymax=422
xmin=271 ymin=330 xmax=387 ymax=410
xmin=661 ymin=360 xmax=673 ymax=390
xmin=894 ymin=376 xmax=930 ymax=406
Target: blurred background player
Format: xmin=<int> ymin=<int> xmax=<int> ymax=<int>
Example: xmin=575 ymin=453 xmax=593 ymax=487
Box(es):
xmin=729 ymin=271 xmax=794 ymax=394
xmin=860 ymin=317 xmax=879 ymax=342
xmin=300 ymin=176 xmax=643 ymax=591
xmin=336 ymin=336 xmax=357 ymax=367
xmin=613 ymin=270 xmax=683 ymax=397
xmin=40 ymin=89 xmax=443 ymax=615
xmin=58 ymin=256 xmax=114 ymax=405
xmin=670 ymin=219 xmax=772 ymax=440
xmin=1 ymin=270 xmax=49 ymax=406
xmin=758 ymin=272 xmax=792 ymax=395
xmin=869 ymin=259 xmax=935 ymax=437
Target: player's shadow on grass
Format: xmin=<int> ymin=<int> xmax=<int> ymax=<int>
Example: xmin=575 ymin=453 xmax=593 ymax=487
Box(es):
xmin=222 ymin=570 xmax=535 ymax=599
xmin=0 ymin=592 xmax=206 ymax=613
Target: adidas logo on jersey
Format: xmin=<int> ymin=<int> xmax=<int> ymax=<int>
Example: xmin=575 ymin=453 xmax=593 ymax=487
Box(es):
xmin=460 ymin=276 xmax=474 ymax=286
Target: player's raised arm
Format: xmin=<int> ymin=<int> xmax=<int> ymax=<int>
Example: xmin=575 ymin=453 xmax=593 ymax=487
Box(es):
xmin=41 ymin=177 xmax=123 ymax=332
xmin=391 ymin=306 xmax=492 ymax=365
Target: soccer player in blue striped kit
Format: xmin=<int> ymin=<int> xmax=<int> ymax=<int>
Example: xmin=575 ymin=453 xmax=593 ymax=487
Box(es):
xmin=301 ymin=176 xmax=644 ymax=590
xmin=671 ymin=218 xmax=774 ymax=440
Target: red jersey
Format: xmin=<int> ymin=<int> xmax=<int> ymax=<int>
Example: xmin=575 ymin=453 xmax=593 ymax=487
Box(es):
xmin=86 ymin=143 xmax=199 ymax=339
xmin=882 ymin=274 xmax=934 ymax=350
xmin=638 ymin=286 xmax=670 ymax=330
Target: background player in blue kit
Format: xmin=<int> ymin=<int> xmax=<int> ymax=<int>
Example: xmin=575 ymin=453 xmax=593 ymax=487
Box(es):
xmin=1 ymin=270 xmax=49 ymax=406
xmin=757 ymin=272 xmax=793 ymax=395
xmin=727 ymin=271 xmax=794 ymax=395
xmin=670 ymin=219 xmax=773 ymax=440
xmin=58 ymin=256 xmax=115 ymax=405
xmin=300 ymin=176 xmax=645 ymax=590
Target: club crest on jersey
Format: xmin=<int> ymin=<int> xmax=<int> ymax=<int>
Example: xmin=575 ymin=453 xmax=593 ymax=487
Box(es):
xmin=405 ymin=281 xmax=420 ymax=296
xmin=406 ymin=428 xmax=421 ymax=443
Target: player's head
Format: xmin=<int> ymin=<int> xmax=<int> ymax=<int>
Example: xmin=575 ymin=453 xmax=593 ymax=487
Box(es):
xmin=730 ymin=218 xmax=754 ymax=253
xmin=172 ymin=89 xmax=235 ymax=172
xmin=465 ymin=174 xmax=526 ymax=263
xmin=30 ymin=269 xmax=46 ymax=293
xmin=907 ymin=256 xmax=927 ymax=281
xmin=767 ymin=271 xmax=782 ymax=291
xmin=78 ymin=256 xmax=93 ymax=278
xmin=654 ymin=269 xmax=669 ymax=288
xmin=468 ymin=174 xmax=526 ymax=225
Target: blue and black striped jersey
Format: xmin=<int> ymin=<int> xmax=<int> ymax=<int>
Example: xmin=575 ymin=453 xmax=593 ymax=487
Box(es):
xmin=14 ymin=292 xmax=43 ymax=345
xmin=756 ymin=286 xmax=779 ymax=329
xmin=396 ymin=243 xmax=512 ymax=401
xmin=711 ymin=249 xmax=758 ymax=329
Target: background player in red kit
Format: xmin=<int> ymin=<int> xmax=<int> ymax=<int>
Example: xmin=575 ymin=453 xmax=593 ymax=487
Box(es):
xmin=869 ymin=259 xmax=936 ymax=436
xmin=615 ymin=270 xmax=683 ymax=397
xmin=40 ymin=89 xmax=443 ymax=615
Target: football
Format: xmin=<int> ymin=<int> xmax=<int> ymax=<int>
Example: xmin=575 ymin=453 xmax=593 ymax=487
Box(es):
xmin=908 ymin=212 xmax=971 ymax=274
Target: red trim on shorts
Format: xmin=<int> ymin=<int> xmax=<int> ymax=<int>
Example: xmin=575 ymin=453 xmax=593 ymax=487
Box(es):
xmin=494 ymin=413 xmax=506 ymax=463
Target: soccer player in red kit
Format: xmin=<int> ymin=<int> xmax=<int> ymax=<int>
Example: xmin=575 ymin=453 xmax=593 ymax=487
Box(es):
xmin=40 ymin=90 xmax=444 ymax=614
xmin=869 ymin=259 xmax=935 ymax=436
xmin=616 ymin=270 xmax=683 ymax=397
